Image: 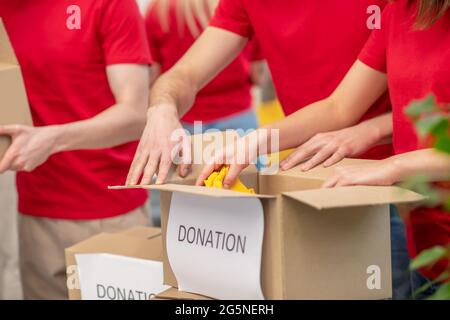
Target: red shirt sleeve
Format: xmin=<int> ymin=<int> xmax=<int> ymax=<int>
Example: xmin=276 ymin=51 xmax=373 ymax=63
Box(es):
xmin=99 ymin=0 xmax=152 ymax=65
xmin=144 ymin=7 xmax=162 ymax=63
xmin=210 ymin=0 xmax=253 ymax=38
xmin=358 ymin=4 xmax=394 ymax=73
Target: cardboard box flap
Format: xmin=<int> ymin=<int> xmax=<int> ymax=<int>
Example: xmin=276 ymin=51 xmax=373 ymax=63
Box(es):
xmin=66 ymin=229 xmax=163 ymax=261
xmin=154 ymin=287 xmax=212 ymax=300
xmin=282 ymin=185 xmax=425 ymax=210
xmin=109 ymin=184 xmax=274 ymax=199
xmin=0 ymin=19 xmax=18 ymax=65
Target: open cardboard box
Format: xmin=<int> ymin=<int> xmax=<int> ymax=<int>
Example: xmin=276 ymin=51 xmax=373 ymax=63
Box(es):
xmin=0 ymin=19 xmax=33 ymax=159
xmin=111 ymin=132 xmax=424 ymax=299
xmin=65 ymin=226 xmax=164 ymax=300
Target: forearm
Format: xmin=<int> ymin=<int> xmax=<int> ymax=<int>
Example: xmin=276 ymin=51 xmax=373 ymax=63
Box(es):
xmin=54 ymin=102 xmax=146 ymax=152
xmin=262 ymin=97 xmax=363 ymax=152
xmin=356 ymin=112 xmax=393 ymax=145
xmin=148 ymin=27 xmax=248 ymax=118
xmin=389 ymin=149 xmax=450 ymax=182
xmin=257 ymin=61 xmax=388 ymax=154
xmin=149 ymin=66 xmax=199 ymax=117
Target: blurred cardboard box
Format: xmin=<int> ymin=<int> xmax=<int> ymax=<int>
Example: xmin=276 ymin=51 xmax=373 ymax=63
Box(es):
xmin=112 ymin=132 xmax=424 ymax=300
xmin=0 ymin=19 xmax=33 ymax=160
xmin=65 ymin=226 xmax=169 ymax=300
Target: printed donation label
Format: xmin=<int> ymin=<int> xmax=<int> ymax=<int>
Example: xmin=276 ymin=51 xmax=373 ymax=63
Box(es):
xmin=166 ymin=192 xmax=265 ymax=300
xmin=76 ymin=253 xmax=169 ymax=300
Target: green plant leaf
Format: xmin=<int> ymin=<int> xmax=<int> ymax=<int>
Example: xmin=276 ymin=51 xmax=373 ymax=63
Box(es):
xmin=428 ymin=282 xmax=450 ymax=300
xmin=430 ymin=117 xmax=449 ymax=137
xmin=410 ymin=246 xmax=447 ymax=270
xmin=445 ymin=196 xmax=450 ymax=212
xmin=416 ymin=115 xmax=446 ymax=137
xmin=401 ymin=175 xmax=442 ymax=206
xmin=413 ymin=271 xmax=449 ymax=298
xmin=406 ymin=95 xmax=438 ymax=118
xmin=434 ymin=135 xmax=450 ymax=154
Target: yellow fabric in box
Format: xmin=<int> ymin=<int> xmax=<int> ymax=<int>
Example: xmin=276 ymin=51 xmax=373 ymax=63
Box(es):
xmin=204 ymin=167 xmax=255 ymax=194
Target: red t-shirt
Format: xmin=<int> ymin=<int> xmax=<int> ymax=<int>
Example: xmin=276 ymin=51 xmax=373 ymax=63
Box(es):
xmin=359 ymin=1 xmax=450 ymax=279
xmin=210 ymin=0 xmax=394 ymax=159
xmin=0 ymin=0 xmax=151 ymax=219
xmin=145 ymin=0 xmax=260 ymax=124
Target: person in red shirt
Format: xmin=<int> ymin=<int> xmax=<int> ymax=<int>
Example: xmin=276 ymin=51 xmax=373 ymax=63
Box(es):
xmin=0 ymin=0 xmax=152 ymax=299
xmin=128 ymin=0 xmax=394 ymax=185
xmin=146 ymin=0 xmax=262 ymax=131
xmin=144 ymin=0 xmax=263 ymax=221
xmin=128 ymin=0 xmax=422 ymax=299
xmin=198 ymin=0 xmax=450 ymax=295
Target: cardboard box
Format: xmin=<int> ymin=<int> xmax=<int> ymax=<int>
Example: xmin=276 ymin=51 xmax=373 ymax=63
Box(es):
xmin=0 ymin=19 xmax=33 ymax=159
xmin=153 ymin=287 xmax=212 ymax=300
xmin=112 ymin=132 xmax=424 ymax=300
xmin=65 ymin=226 xmax=167 ymax=300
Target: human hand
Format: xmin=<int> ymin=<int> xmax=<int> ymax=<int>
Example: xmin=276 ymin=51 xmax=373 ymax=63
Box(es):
xmin=322 ymin=159 xmax=399 ymax=188
xmin=126 ymin=104 xmax=191 ymax=185
xmin=195 ymin=130 xmax=262 ymax=188
xmin=0 ymin=124 xmax=62 ymax=173
xmin=280 ymin=122 xmax=383 ymax=171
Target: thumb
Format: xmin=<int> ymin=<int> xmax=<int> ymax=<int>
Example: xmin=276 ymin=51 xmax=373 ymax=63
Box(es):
xmin=223 ymin=163 xmax=245 ymax=189
xmin=0 ymin=125 xmax=23 ymax=137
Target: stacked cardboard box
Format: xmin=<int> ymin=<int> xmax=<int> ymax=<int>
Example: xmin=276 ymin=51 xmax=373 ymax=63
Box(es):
xmin=65 ymin=226 xmax=166 ymax=300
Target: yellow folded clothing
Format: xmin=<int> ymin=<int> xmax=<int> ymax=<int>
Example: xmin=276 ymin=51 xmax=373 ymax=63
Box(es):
xmin=204 ymin=166 xmax=255 ymax=194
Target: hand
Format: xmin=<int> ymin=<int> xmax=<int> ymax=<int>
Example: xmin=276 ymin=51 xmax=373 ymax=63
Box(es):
xmin=280 ymin=122 xmax=383 ymax=171
xmin=0 ymin=125 xmax=62 ymax=173
xmin=322 ymin=159 xmax=399 ymax=188
xmin=195 ymin=130 xmax=261 ymax=188
xmin=126 ymin=104 xmax=191 ymax=185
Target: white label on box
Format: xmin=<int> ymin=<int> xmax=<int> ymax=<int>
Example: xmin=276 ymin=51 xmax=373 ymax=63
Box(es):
xmin=167 ymin=192 xmax=265 ymax=300
xmin=75 ymin=253 xmax=169 ymax=300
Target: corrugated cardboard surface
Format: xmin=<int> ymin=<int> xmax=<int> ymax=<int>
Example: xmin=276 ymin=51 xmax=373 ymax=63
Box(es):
xmin=280 ymin=199 xmax=391 ymax=299
xmin=0 ymin=19 xmax=33 ymax=159
xmin=65 ymin=227 xmax=163 ymax=300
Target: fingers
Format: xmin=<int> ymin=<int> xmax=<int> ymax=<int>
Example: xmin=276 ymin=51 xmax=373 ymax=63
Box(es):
xmin=192 ymin=0 xmax=210 ymax=29
xmin=223 ymin=163 xmax=245 ymax=189
xmin=126 ymin=148 xmax=149 ymax=185
xmin=140 ymin=152 xmax=160 ymax=185
xmin=280 ymin=146 xmax=314 ymax=171
xmin=0 ymin=145 xmax=17 ymax=173
xmin=280 ymin=135 xmax=325 ymax=171
xmin=205 ymin=0 xmax=218 ymax=17
xmin=322 ymin=167 xmax=354 ymax=188
xmin=300 ymin=144 xmax=336 ymax=171
xmin=155 ymin=154 xmax=173 ymax=185
xmin=322 ymin=173 xmax=339 ymax=188
xmin=178 ymin=135 xmax=192 ymax=178
xmin=323 ymin=149 xmax=346 ymax=167
xmin=184 ymin=0 xmax=201 ymax=37
xmin=0 ymin=124 xmax=23 ymax=137
xmin=196 ymin=162 xmax=216 ymax=186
